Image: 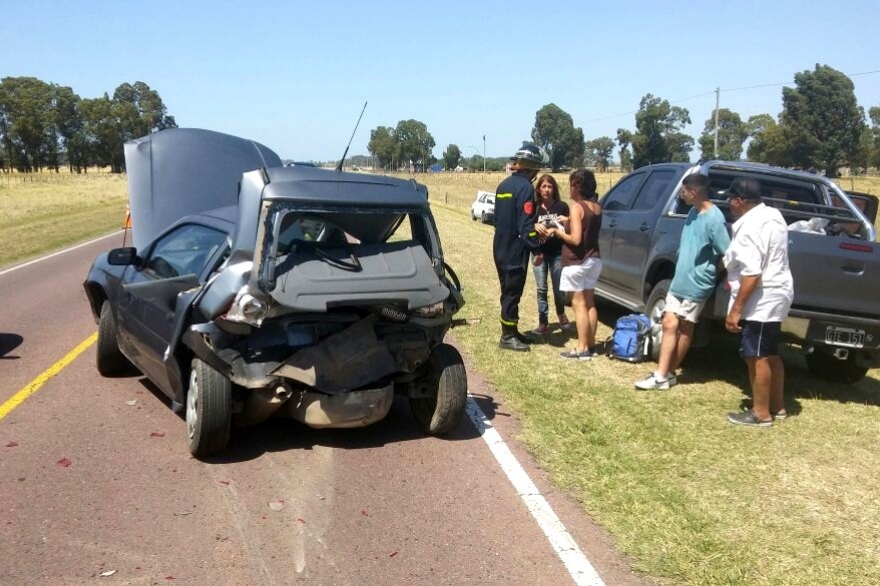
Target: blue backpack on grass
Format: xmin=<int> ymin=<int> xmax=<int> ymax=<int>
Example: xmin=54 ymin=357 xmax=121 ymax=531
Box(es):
xmin=607 ymin=313 xmax=651 ymax=363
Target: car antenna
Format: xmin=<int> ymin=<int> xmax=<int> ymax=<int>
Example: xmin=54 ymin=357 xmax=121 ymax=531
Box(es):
xmin=336 ymin=101 xmax=368 ymax=172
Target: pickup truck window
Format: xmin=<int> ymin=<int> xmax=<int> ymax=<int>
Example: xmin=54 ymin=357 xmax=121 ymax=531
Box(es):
xmin=602 ymin=172 xmax=646 ymax=211
xmin=632 ymin=170 xmax=676 ymax=211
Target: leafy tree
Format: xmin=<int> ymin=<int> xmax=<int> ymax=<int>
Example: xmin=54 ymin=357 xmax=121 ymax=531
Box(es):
xmin=80 ymin=94 xmax=120 ymax=171
xmin=442 ymin=144 xmax=461 ymax=170
xmin=0 ymin=77 xmax=55 ymax=171
xmin=631 ymin=94 xmax=692 ymax=168
xmin=779 ymin=64 xmax=865 ymax=176
xmin=367 ymin=126 xmax=396 ymax=169
xmin=698 ymin=108 xmax=747 ymax=160
xmin=584 ymin=136 xmax=615 ymax=171
xmin=393 ymin=119 xmax=435 ymax=171
xmin=866 ymin=106 xmax=880 ymax=170
xmin=531 ymin=103 xmax=584 ymax=171
xmin=616 ymin=128 xmax=633 ymax=172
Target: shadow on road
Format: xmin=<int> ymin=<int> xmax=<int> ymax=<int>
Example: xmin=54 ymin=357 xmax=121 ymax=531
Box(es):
xmin=136 ymin=377 xmax=485 ymax=464
xmin=0 ymin=333 xmax=23 ymax=359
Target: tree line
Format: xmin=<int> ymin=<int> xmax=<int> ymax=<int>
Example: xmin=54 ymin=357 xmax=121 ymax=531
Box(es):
xmin=0 ymin=77 xmax=176 ymax=173
xmin=368 ymin=64 xmax=879 ymax=178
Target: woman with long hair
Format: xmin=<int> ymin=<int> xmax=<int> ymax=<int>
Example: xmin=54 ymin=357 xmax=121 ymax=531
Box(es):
xmin=529 ymin=174 xmax=571 ymax=335
xmin=550 ymin=170 xmax=602 ymax=359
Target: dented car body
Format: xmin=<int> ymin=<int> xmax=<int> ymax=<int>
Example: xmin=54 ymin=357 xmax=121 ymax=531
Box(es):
xmin=84 ymin=128 xmax=467 ymax=456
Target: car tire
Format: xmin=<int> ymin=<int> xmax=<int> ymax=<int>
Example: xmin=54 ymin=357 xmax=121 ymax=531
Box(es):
xmin=805 ymin=350 xmax=868 ymax=385
xmin=96 ymin=301 xmax=133 ymax=376
xmin=644 ymin=279 xmax=671 ymax=362
xmin=481 ymin=211 xmax=488 ymax=224
xmin=186 ymin=358 xmax=232 ymax=457
xmin=409 ymin=344 xmax=467 ymax=436
xmin=471 ymin=210 xmax=477 ymax=221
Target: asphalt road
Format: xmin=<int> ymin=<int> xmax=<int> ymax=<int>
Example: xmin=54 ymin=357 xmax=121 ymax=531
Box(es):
xmin=0 ymin=235 xmax=652 ymax=586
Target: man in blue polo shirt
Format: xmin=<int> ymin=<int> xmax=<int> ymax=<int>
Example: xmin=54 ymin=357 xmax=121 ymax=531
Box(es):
xmin=635 ymin=172 xmax=731 ymax=390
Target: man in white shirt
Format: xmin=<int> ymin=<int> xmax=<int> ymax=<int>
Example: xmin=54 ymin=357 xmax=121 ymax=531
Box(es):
xmin=722 ymin=178 xmax=794 ymax=427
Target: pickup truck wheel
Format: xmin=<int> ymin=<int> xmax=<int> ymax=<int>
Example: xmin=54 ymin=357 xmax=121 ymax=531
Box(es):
xmin=409 ymin=344 xmax=467 ymax=436
xmin=186 ymin=358 xmax=232 ymax=457
xmin=96 ymin=301 xmax=133 ymax=376
xmin=805 ymin=351 xmax=868 ymax=385
xmin=644 ymin=280 xmax=671 ymax=362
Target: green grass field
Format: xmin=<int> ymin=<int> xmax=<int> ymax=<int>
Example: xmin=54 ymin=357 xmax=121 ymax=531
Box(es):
xmin=1 ymin=169 xmax=879 ymax=585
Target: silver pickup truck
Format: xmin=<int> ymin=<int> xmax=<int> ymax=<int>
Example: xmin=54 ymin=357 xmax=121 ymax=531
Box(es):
xmin=594 ymin=160 xmax=880 ymax=384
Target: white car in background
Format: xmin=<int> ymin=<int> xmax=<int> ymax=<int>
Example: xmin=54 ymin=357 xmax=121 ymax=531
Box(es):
xmin=470 ymin=190 xmax=495 ymax=224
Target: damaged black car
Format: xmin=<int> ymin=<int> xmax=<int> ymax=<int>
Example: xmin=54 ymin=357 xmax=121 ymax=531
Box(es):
xmin=84 ymin=128 xmax=467 ymax=456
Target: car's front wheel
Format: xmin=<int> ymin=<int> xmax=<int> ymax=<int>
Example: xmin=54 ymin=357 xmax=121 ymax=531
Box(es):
xmin=96 ymin=301 xmax=133 ymax=376
xmin=644 ymin=279 xmax=671 ymax=362
xmin=481 ymin=211 xmax=488 ymax=224
xmin=409 ymin=344 xmax=467 ymax=436
xmin=186 ymin=358 xmax=232 ymax=457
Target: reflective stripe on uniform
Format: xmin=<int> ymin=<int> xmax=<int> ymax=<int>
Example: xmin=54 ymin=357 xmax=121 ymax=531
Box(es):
xmin=500 ymin=318 xmax=518 ymax=326
xmin=496 ymin=193 xmax=513 ymax=199
xmin=527 ymin=231 xmax=536 ymax=237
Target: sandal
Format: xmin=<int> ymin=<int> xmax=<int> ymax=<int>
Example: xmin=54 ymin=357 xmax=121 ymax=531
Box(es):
xmin=560 ymin=348 xmax=592 ymax=360
xmin=727 ymin=408 xmax=772 ymax=427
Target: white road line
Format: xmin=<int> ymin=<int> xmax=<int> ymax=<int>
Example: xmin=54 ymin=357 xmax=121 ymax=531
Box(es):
xmin=0 ymin=231 xmax=123 ymax=277
xmin=466 ymin=396 xmax=606 ymax=586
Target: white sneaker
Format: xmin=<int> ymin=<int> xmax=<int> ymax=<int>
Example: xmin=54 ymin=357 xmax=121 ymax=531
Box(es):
xmin=634 ymin=371 xmax=678 ymax=390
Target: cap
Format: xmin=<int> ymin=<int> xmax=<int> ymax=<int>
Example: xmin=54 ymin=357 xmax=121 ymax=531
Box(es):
xmin=727 ymin=177 xmax=762 ymax=200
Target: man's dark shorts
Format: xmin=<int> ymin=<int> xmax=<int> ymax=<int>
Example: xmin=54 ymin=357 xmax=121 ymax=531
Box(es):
xmin=738 ymin=320 xmax=782 ymax=358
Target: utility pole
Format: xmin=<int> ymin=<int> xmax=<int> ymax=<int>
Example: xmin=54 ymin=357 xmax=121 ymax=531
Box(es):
xmin=483 ymin=134 xmax=486 ymax=173
xmin=713 ymin=87 xmax=720 ymax=159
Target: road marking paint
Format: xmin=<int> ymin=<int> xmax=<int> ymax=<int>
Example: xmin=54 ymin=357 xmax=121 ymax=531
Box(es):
xmin=0 ymin=333 xmax=97 ymax=421
xmin=0 ymin=231 xmax=123 ymax=277
xmin=466 ymin=396 xmax=606 ymax=586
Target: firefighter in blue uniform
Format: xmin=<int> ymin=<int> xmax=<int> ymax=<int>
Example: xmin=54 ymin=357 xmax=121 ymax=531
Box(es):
xmin=494 ymin=143 xmax=550 ymax=351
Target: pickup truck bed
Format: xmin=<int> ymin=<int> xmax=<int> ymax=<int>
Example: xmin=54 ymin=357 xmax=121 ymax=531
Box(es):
xmin=594 ymin=161 xmax=880 ymax=384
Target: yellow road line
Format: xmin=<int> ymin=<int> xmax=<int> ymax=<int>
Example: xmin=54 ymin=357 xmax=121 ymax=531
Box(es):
xmin=0 ymin=333 xmax=97 ymax=421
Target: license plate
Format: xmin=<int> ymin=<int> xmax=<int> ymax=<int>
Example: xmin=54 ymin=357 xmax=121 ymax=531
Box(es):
xmin=825 ymin=326 xmax=866 ymax=348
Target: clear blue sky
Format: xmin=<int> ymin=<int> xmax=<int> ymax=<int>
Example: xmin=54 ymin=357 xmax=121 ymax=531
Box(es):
xmin=3 ymin=0 xmax=879 ymax=162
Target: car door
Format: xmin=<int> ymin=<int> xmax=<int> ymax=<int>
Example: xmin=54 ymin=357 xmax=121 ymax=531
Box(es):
xmin=598 ymin=171 xmax=648 ymax=288
xmin=611 ymin=169 xmax=679 ymax=292
xmin=115 ymin=223 xmax=228 ymax=394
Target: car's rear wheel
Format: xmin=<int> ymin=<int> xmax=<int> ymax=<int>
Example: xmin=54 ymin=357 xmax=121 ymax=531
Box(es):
xmin=409 ymin=344 xmax=467 ymax=436
xmin=471 ymin=210 xmax=477 ymax=221
xmin=186 ymin=358 xmax=232 ymax=457
xmin=805 ymin=350 xmax=868 ymax=385
xmin=644 ymin=279 xmax=671 ymax=362
xmin=96 ymin=301 xmax=133 ymax=376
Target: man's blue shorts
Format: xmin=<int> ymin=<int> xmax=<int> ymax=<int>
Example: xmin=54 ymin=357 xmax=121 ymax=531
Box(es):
xmin=738 ymin=320 xmax=782 ymax=358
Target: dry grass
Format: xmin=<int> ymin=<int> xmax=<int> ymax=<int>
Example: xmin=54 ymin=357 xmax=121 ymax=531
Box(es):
xmin=431 ymin=200 xmax=880 ymax=586
xmin=0 ymin=170 xmax=127 ymax=267
xmin=390 ymin=171 xmax=626 ymax=209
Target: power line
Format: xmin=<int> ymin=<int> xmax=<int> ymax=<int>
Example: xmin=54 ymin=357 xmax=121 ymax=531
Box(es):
xmin=582 ymin=68 xmax=880 ymax=126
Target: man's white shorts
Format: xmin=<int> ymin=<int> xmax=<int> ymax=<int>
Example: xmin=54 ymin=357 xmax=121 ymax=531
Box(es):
xmin=664 ymin=292 xmax=706 ymax=323
xmin=560 ymin=257 xmax=603 ymax=291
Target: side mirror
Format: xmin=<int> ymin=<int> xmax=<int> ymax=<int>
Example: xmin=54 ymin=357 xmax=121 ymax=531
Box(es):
xmin=107 ymin=247 xmax=138 ymax=266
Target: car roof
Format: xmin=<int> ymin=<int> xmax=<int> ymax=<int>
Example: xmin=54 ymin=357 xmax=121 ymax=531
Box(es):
xmin=262 ymin=166 xmax=430 ymax=209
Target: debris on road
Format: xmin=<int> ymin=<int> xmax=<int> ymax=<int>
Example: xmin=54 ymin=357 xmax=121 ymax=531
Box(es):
xmin=6 ymin=441 xmax=18 ymax=448
xmin=218 ymin=480 xmax=231 ymax=486
xmin=150 ymin=432 xmax=166 ymax=438
xmin=125 ymin=400 xmax=138 ymax=406
xmin=56 ymin=458 xmax=71 ymax=467
xmin=99 ymin=570 xmax=117 ymax=577
xmin=268 ymin=500 xmax=285 ymax=512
